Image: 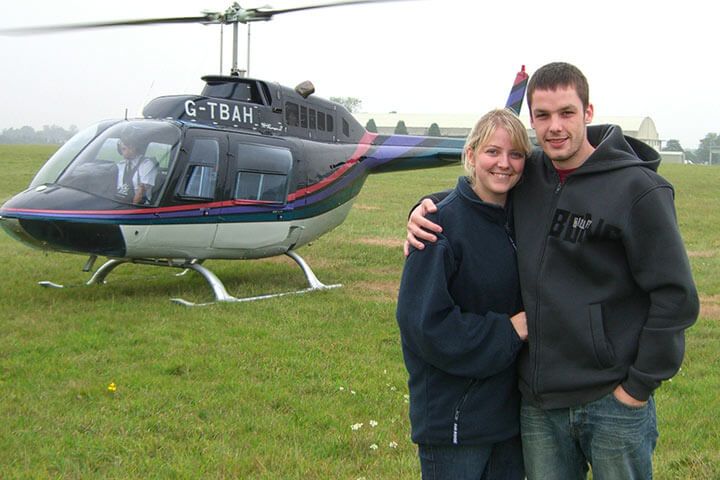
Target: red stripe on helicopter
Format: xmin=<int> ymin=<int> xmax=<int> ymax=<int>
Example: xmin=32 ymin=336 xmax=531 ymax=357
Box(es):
xmin=287 ymin=131 xmax=379 ymax=202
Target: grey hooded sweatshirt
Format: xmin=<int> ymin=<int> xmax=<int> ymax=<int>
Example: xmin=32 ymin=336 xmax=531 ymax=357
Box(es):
xmin=513 ymin=124 xmax=699 ymax=409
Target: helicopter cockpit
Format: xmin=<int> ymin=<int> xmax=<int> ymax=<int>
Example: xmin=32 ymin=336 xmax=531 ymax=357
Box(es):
xmin=33 ymin=120 xmax=181 ymax=207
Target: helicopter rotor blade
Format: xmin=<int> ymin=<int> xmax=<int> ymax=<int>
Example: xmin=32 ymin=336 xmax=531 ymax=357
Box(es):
xmin=0 ymin=0 xmax=418 ymax=36
xmin=243 ymin=0 xmax=418 ymax=22
xmin=0 ymin=15 xmax=220 ymax=36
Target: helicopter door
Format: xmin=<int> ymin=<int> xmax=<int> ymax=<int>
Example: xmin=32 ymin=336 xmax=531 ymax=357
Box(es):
xmin=213 ymin=140 xmax=295 ymax=255
xmin=135 ymin=132 xmax=228 ymax=256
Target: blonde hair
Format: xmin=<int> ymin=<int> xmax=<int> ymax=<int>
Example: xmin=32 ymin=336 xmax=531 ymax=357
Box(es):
xmin=463 ymin=108 xmax=532 ymax=179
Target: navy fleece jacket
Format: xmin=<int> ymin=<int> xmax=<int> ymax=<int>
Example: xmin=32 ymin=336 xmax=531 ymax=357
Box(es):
xmin=396 ymin=176 xmax=524 ymax=446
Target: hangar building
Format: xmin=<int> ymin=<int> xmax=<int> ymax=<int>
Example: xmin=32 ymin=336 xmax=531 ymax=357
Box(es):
xmin=354 ymin=112 xmax=687 ymax=163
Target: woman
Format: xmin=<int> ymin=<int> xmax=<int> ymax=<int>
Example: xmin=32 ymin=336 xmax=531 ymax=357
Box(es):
xmin=396 ymin=108 xmax=531 ymax=480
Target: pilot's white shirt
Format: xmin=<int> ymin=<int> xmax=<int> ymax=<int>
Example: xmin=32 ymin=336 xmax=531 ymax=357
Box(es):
xmin=116 ymin=156 xmax=158 ymax=192
xmin=117 ymin=157 xmax=158 ymax=200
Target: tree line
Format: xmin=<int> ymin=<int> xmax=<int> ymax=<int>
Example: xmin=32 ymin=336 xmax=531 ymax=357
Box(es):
xmin=0 ymin=125 xmax=78 ymax=145
xmin=666 ymin=134 xmax=720 ymax=165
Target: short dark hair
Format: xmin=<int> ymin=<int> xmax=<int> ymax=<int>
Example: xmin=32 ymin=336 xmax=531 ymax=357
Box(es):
xmin=527 ymin=62 xmax=589 ymax=112
xmin=120 ymin=124 xmax=149 ymax=151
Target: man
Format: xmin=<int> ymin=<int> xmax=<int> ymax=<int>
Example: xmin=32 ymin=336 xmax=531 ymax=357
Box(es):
xmin=405 ymin=62 xmax=699 ymax=479
xmin=115 ymin=126 xmax=158 ymax=204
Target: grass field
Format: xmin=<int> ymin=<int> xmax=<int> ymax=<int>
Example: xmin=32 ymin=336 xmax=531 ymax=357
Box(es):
xmin=0 ymin=144 xmax=718 ymax=479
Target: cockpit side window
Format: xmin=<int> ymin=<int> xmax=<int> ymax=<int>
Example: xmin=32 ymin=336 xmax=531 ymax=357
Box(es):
xmin=233 ymin=143 xmax=292 ymax=204
xmin=235 ymin=171 xmax=288 ymax=203
xmin=180 ymin=138 xmax=220 ymax=199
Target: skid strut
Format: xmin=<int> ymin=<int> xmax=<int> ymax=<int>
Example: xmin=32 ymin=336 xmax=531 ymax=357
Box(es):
xmin=40 ymin=252 xmax=340 ymax=305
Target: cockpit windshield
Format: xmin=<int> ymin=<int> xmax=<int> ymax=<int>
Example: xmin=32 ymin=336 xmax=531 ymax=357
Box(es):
xmin=55 ymin=121 xmax=181 ymax=206
xmin=29 ymin=120 xmax=118 ymax=189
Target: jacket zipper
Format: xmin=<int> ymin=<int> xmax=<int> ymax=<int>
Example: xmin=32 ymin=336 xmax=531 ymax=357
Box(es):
xmin=452 ymin=379 xmax=478 ymax=444
xmin=504 ymin=222 xmax=517 ymax=252
xmin=532 ymin=177 xmax=565 ymax=396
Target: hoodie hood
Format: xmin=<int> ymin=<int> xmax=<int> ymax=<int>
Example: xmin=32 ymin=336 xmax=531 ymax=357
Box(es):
xmin=523 ymin=124 xmax=662 ymax=197
xmin=575 ymin=124 xmax=661 ymax=174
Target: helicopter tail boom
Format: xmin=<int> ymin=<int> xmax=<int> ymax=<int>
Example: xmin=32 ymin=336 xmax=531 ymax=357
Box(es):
xmin=362 ymin=133 xmax=464 ymax=174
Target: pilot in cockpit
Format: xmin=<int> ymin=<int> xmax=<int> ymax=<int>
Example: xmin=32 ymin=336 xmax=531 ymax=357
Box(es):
xmin=115 ymin=125 xmax=158 ymax=204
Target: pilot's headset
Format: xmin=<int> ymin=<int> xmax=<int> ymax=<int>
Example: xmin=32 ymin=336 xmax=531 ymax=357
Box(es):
xmin=117 ymin=124 xmax=149 ymax=156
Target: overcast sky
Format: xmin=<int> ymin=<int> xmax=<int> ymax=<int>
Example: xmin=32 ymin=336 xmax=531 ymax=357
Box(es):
xmin=0 ymin=0 xmax=715 ymax=149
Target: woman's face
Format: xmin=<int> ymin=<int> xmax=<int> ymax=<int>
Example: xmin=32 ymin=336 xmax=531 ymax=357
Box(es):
xmin=466 ymin=127 xmax=525 ymax=205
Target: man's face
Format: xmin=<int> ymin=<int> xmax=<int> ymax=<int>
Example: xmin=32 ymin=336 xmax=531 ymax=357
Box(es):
xmin=118 ymin=140 xmax=138 ymax=160
xmin=530 ymin=86 xmax=594 ymax=169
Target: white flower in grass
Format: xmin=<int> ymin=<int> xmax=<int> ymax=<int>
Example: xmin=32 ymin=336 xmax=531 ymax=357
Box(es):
xmin=389 ymin=441 xmax=398 ymax=449
xmin=351 ymin=423 xmax=364 ymax=431
xmin=370 ymin=443 xmax=379 ymax=450
xmin=351 ymin=390 xmax=357 ymax=395
xmin=369 ymin=420 xmax=378 ymax=428
xmin=339 ymin=386 xmax=345 ymax=391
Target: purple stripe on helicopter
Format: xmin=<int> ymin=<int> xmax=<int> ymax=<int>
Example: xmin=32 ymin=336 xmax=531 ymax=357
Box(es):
xmin=507 ymin=88 xmax=525 ymax=108
xmin=377 ymin=135 xmax=427 ymax=148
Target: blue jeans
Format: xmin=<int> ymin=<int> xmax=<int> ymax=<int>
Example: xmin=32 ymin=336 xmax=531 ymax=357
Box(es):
xmin=418 ymin=436 xmax=524 ymax=480
xmin=520 ymin=392 xmax=658 ymax=480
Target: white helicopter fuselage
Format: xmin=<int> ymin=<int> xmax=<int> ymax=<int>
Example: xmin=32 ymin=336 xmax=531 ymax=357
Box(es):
xmin=120 ymin=198 xmax=355 ymax=260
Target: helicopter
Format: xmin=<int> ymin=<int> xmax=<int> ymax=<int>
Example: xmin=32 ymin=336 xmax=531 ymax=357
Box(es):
xmin=0 ymin=1 xmax=528 ymax=305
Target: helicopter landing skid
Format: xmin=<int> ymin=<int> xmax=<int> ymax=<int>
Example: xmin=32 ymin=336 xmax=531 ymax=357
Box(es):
xmin=41 ymin=252 xmax=341 ymax=305
xmin=170 ymin=251 xmax=341 ymax=306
